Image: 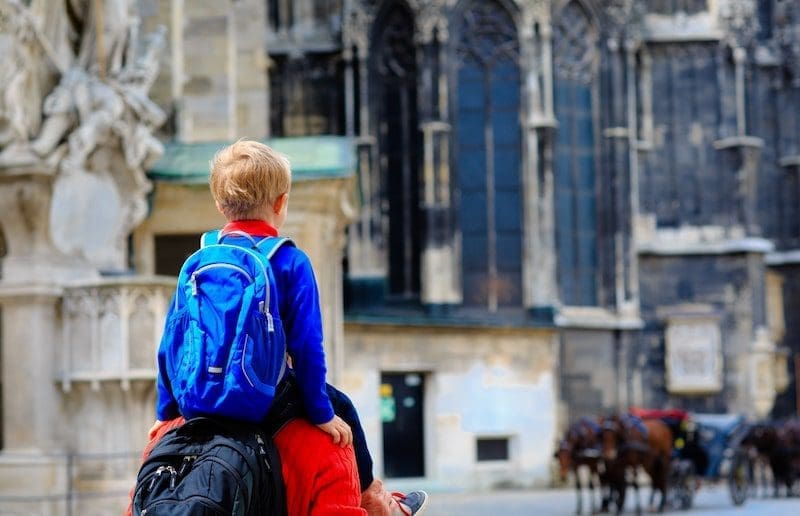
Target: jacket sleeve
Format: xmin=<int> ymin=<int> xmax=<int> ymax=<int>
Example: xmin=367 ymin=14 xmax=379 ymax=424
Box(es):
xmin=280 ymin=249 xmax=335 ymax=425
xmin=155 ymin=292 xmax=181 ymax=421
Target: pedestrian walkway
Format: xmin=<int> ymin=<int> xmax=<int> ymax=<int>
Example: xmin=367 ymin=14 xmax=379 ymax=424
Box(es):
xmin=384 ymin=483 xmax=800 ymax=516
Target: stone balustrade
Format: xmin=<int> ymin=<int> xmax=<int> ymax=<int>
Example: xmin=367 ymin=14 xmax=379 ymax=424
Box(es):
xmin=58 ymin=276 xmax=176 ymax=392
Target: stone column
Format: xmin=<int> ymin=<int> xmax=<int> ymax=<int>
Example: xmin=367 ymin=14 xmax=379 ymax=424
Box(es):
xmin=605 ymin=36 xmax=633 ymax=310
xmin=628 ymin=41 xmax=651 ymax=311
xmin=0 ymin=286 xmax=63 ymax=450
xmin=282 ymin=177 xmax=356 ymax=384
xmin=714 ymin=136 xmax=764 ymax=235
xmin=419 ymin=27 xmax=459 ymax=307
xmin=0 ymin=166 xmax=91 ymax=446
xmin=345 ymin=36 xmax=385 ymax=296
xmin=0 ymin=167 xmax=76 ymax=514
xmin=525 ymin=20 xmax=557 ymax=317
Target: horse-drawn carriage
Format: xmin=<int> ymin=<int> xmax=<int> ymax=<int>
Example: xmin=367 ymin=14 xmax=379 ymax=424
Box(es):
xmin=555 ymin=408 xmax=752 ymax=514
xmin=631 ymin=408 xmax=751 ymax=510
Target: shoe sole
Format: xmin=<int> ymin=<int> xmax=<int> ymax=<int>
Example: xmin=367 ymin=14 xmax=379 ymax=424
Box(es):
xmin=414 ymin=491 xmax=430 ymax=515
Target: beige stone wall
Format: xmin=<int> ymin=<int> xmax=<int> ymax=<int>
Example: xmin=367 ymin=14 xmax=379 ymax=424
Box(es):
xmin=140 ymin=0 xmax=269 ymax=142
xmin=341 ymin=323 xmax=559 ymax=489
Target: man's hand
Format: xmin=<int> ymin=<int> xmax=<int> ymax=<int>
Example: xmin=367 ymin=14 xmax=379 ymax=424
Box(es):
xmin=317 ymin=415 xmax=353 ymax=447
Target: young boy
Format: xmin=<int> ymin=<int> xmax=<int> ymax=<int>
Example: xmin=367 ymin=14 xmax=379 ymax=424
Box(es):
xmin=154 ymin=139 xmax=428 ymax=516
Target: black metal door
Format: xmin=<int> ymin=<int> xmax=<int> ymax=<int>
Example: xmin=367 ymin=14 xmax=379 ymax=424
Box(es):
xmin=381 ymin=372 xmax=425 ymax=478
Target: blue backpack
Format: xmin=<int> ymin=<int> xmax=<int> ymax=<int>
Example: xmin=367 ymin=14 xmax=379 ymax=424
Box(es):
xmin=161 ymin=230 xmax=293 ymax=423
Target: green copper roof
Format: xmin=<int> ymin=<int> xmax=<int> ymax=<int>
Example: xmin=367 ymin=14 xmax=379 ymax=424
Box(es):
xmin=148 ymin=136 xmax=355 ymax=184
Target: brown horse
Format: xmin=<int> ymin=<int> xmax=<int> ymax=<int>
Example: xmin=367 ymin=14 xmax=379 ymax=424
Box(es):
xmin=601 ymin=414 xmax=673 ymax=514
xmin=555 ymin=417 xmax=604 ymax=514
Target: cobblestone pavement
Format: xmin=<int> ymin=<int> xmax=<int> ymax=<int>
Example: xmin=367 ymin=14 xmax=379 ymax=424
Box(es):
xmin=386 ymin=484 xmax=800 ymax=516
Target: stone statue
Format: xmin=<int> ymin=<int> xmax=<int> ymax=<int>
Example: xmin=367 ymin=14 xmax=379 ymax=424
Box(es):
xmin=0 ymin=0 xmax=62 ymax=165
xmin=0 ymin=0 xmax=166 ymax=271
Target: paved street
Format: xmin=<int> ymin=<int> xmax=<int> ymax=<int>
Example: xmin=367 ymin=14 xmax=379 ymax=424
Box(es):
xmin=388 ymin=484 xmax=800 ymax=516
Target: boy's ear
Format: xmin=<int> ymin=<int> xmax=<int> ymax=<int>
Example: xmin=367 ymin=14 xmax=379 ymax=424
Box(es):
xmin=273 ymin=193 xmax=288 ymax=214
xmin=215 ymin=200 xmax=224 ymax=216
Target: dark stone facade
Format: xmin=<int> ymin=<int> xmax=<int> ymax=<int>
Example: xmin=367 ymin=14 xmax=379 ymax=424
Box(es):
xmin=264 ymin=0 xmax=800 ymax=420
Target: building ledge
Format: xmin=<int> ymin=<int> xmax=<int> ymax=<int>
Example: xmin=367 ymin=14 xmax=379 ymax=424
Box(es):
xmin=555 ymin=306 xmax=643 ymax=330
xmin=58 ymin=369 xmax=157 ymax=392
xmin=713 ymin=136 xmax=765 ymax=150
xmin=636 ymin=222 xmax=774 ymax=255
xmin=148 ymin=136 xmax=355 ymax=185
xmin=779 ymin=155 xmax=800 ymax=168
xmin=344 ymin=307 xmax=555 ymax=331
xmin=766 ymin=249 xmax=800 ymax=266
xmin=639 ymin=236 xmax=774 ymax=255
xmin=643 ymin=12 xmax=722 ymax=42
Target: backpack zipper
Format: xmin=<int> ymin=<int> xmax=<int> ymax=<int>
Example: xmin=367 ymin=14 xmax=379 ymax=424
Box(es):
xmin=205 ymin=244 xmax=273 ymax=324
xmin=241 ymin=336 xmax=256 ymax=388
xmin=190 ymin=263 xmax=254 ymax=296
xmin=256 ymin=433 xmax=272 ymax=471
xmin=178 ymin=455 xmax=197 ymax=476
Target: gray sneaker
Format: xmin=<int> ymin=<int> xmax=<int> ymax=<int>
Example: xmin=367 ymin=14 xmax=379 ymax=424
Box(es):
xmin=392 ymin=490 xmax=429 ymax=515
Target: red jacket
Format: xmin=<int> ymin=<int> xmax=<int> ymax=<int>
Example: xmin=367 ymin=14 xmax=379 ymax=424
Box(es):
xmin=126 ymin=417 xmax=366 ymax=516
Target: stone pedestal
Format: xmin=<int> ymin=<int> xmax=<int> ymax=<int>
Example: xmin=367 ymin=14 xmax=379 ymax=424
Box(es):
xmin=0 ymin=286 xmax=63 ymax=451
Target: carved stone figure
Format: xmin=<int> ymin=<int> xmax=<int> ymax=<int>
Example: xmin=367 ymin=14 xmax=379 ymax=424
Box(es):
xmin=0 ymin=0 xmax=165 ymax=271
xmin=0 ymin=0 xmax=59 ymax=166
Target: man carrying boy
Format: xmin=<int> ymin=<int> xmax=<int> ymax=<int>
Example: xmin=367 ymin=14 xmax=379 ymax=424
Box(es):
xmin=150 ymin=139 xmax=427 ymax=515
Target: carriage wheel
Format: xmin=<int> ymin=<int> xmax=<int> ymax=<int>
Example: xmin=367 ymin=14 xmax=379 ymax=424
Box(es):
xmin=677 ymin=469 xmax=695 ymax=510
xmin=728 ymin=451 xmax=749 ymax=506
xmin=668 ymin=459 xmax=695 ymax=511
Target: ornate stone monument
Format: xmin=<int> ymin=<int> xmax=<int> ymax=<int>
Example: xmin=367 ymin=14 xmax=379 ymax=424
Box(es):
xmin=0 ymin=1 xmax=170 ymax=513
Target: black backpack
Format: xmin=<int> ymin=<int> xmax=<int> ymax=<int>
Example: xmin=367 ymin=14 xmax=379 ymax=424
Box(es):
xmin=132 ymin=417 xmax=286 ymax=515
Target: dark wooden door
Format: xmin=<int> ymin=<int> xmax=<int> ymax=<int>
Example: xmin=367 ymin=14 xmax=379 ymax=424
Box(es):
xmin=381 ymin=372 xmax=425 ymax=477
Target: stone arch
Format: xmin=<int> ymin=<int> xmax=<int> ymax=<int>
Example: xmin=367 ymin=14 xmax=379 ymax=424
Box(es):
xmin=553 ymin=0 xmax=602 ymax=28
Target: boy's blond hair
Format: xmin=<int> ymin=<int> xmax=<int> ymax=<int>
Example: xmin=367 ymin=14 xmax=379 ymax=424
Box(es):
xmin=209 ymin=139 xmax=292 ymax=220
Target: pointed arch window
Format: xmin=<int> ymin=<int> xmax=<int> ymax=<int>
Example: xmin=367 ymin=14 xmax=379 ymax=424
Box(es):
xmin=453 ymin=0 xmax=523 ymax=311
xmin=370 ymin=2 xmax=421 ymax=299
xmin=553 ymin=1 xmax=599 ymax=306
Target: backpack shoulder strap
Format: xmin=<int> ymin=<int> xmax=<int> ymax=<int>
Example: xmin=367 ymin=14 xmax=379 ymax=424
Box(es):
xmin=200 ymin=230 xmax=221 ymax=248
xmin=256 ymin=236 xmax=295 ymax=260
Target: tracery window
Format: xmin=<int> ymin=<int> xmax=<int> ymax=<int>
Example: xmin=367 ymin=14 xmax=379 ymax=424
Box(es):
xmin=370 ymin=2 xmax=421 ymax=299
xmin=553 ymin=1 xmax=599 ymax=306
xmin=453 ymin=0 xmax=522 ymax=311
xmin=269 ymin=54 xmax=344 ymax=137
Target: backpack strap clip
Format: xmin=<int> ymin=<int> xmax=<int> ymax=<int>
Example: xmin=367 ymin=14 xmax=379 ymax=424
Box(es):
xmin=200 ymin=230 xmax=220 ymax=248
